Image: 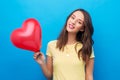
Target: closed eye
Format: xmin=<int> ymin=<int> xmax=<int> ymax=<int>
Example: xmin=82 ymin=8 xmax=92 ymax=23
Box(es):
xmin=78 ymin=19 xmax=83 ymax=24
xmin=78 ymin=21 xmax=82 ymax=24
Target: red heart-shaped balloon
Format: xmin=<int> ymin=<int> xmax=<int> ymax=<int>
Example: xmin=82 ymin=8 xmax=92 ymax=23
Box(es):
xmin=11 ymin=18 xmax=42 ymax=52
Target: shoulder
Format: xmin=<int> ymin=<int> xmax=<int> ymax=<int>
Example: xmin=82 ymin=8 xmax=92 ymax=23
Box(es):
xmin=47 ymin=40 xmax=57 ymax=46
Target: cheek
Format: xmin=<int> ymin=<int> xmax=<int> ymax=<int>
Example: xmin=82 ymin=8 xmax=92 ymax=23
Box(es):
xmin=66 ymin=20 xmax=71 ymax=27
xmin=75 ymin=24 xmax=84 ymax=32
xmin=76 ymin=24 xmax=83 ymax=30
xmin=67 ymin=19 xmax=70 ymax=24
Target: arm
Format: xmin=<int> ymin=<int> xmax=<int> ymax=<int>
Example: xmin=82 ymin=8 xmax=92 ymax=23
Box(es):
xmin=34 ymin=52 xmax=53 ymax=79
xmin=85 ymin=58 xmax=94 ymax=80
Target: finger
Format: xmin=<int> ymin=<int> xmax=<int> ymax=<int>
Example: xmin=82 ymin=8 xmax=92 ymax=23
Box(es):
xmin=39 ymin=52 xmax=44 ymax=55
xmin=33 ymin=54 xmax=39 ymax=60
xmin=34 ymin=52 xmax=40 ymax=57
xmin=33 ymin=56 xmax=37 ymax=59
xmin=33 ymin=52 xmax=43 ymax=59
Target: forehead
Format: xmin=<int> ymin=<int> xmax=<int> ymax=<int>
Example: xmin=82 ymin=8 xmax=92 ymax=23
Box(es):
xmin=72 ymin=11 xmax=84 ymax=21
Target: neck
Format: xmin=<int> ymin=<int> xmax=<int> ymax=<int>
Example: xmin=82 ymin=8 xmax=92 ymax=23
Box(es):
xmin=67 ymin=33 xmax=77 ymax=45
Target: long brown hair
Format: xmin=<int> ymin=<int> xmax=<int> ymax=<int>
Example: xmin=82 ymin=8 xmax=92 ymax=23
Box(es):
xmin=56 ymin=9 xmax=94 ymax=62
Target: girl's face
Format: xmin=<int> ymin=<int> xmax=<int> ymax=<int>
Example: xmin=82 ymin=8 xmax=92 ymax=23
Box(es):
xmin=66 ymin=11 xmax=84 ymax=33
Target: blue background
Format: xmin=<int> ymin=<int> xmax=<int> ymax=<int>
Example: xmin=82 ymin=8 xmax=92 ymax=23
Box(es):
xmin=0 ymin=0 xmax=120 ymax=80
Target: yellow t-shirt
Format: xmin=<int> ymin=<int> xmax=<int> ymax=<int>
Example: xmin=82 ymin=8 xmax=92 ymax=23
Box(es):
xmin=46 ymin=40 xmax=95 ymax=80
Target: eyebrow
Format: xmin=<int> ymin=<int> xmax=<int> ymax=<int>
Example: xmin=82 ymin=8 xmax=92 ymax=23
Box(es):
xmin=72 ymin=14 xmax=76 ymax=17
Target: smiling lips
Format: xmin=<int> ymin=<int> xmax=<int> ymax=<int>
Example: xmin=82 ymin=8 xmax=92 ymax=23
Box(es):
xmin=69 ymin=24 xmax=75 ymax=29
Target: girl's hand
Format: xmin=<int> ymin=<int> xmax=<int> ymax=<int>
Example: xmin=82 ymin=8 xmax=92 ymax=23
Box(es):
xmin=33 ymin=52 xmax=45 ymax=65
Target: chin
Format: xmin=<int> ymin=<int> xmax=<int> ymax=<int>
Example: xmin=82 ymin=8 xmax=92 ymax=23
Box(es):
xmin=67 ymin=30 xmax=75 ymax=33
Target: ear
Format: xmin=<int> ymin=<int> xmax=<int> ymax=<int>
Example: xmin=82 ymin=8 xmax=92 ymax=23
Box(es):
xmin=80 ymin=29 xmax=84 ymax=32
xmin=80 ymin=26 xmax=84 ymax=32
